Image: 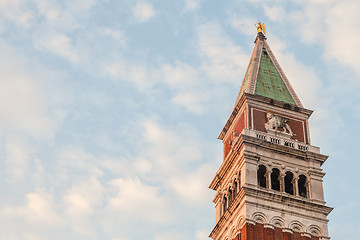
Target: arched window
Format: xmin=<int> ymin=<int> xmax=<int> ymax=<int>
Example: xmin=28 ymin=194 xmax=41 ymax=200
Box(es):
xmin=271 ymin=168 xmax=280 ymax=191
xmin=257 ymin=165 xmax=267 ymax=188
xmin=285 ymin=171 xmax=294 ymax=195
xmin=298 ymin=175 xmax=307 ymax=198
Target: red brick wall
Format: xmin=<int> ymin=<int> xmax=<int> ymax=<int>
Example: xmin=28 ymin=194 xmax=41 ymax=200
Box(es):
xmin=223 ymin=134 xmax=232 ymax=160
xmin=233 ymin=223 xmax=318 ymax=240
xmin=223 ymin=112 xmax=246 ymax=160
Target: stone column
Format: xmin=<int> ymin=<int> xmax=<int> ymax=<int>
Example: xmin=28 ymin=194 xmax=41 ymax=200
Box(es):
xmin=279 ymin=173 xmax=285 ymax=192
xmin=226 ymin=192 xmax=230 ymax=208
xmin=293 ymin=176 xmax=299 ymax=196
xmin=220 ymin=197 xmax=225 ymax=216
xmin=266 ymin=169 xmax=272 ymax=189
xmin=230 ymin=185 xmax=235 ymax=203
xmin=306 ymin=179 xmax=311 ymax=199
xmin=236 ymin=177 xmax=241 ymax=193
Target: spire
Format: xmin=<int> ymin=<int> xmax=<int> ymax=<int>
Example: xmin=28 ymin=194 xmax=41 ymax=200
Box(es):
xmin=234 ymin=25 xmax=303 ymax=108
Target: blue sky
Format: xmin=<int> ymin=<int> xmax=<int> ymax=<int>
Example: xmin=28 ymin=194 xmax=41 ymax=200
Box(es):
xmin=0 ymin=0 xmax=359 ymax=239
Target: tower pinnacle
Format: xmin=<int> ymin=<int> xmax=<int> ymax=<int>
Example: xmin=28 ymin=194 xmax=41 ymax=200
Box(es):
xmin=255 ymin=22 xmax=266 ymax=35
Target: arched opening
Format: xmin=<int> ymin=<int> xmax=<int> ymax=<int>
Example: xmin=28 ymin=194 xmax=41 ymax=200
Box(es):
xmin=285 ymin=171 xmax=294 ymax=195
xmin=257 ymin=165 xmax=267 ymax=188
xmin=298 ymin=175 xmax=307 ymax=198
xmin=271 ymin=168 xmax=280 ymax=191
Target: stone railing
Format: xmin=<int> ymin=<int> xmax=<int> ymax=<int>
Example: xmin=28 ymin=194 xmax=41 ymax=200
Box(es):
xmin=242 ymin=129 xmax=320 ymax=154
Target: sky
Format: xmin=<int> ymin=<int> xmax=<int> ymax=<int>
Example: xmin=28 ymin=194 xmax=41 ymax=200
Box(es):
xmin=0 ymin=0 xmax=359 ymax=239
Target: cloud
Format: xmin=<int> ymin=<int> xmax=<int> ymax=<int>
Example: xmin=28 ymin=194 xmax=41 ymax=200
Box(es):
xmin=0 ymin=40 xmax=62 ymax=139
xmin=141 ymin=119 xmax=203 ymax=176
xmin=263 ymin=5 xmax=286 ymax=22
xmin=161 ymin=61 xmax=208 ymax=113
xmin=4 ymin=141 xmax=32 ymax=181
xmin=264 ymin=0 xmax=360 ymax=76
xmin=107 ymin=178 xmax=173 ymax=224
xmin=197 ymin=21 xmax=249 ymax=83
xmin=132 ymin=1 xmax=155 ymax=22
xmin=162 ymin=61 xmax=199 ymax=89
xmin=184 ymin=0 xmax=204 ymax=11
xmin=323 ymin=0 xmax=360 ymax=75
xmin=105 ymin=60 xmax=155 ymax=90
xmin=0 ymin=190 xmax=62 ymax=239
xmin=133 ymin=158 xmax=152 ymax=174
xmin=63 ymin=177 xmax=104 ymax=236
xmin=229 ymin=15 xmax=257 ymax=36
xmin=103 ymin=28 xmax=127 ymax=46
xmin=35 ymin=32 xmax=79 ymax=63
xmin=167 ymin=164 xmax=214 ymax=205
xmin=172 ymin=92 xmax=208 ymax=114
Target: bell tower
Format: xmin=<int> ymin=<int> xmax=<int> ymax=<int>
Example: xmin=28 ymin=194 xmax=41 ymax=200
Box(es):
xmin=209 ymin=24 xmax=332 ymax=240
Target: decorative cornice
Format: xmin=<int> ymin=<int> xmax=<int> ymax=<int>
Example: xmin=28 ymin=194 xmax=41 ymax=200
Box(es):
xmin=240 ymin=133 xmax=328 ymax=163
xmin=243 ymin=186 xmax=333 ymax=217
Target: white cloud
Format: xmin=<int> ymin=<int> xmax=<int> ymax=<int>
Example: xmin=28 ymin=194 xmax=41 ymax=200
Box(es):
xmin=229 ymin=15 xmax=257 ymax=37
xmin=288 ymin=2 xmax=326 ymax=44
xmin=0 ymin=190 xmax=62 ymax=238
xmin=162 ymin=61 xmax=199 ymax=89
xmin=33 ymin=0 xmax=96 ymax=31
xmin=268 ymin=0 xmax=360 ymax=76
xmin=155 ymin=232 xmax=184 ymax=240
xmin=141 ymin=119 xmax=203 ymax=174
xmin=133 ymin=158 xmax=152 ymax=174
xmin=264 ymin=5 xmax=286 ymax=22
xmin=63 ymin=177 xmax=104 ymax=236
xmin=5 ymin=141 xmax=32 ymax=181
xmin=184 ymin=0 xmax=203 ymax=11
xmin=172 ymin=92 xmax=208 ymax=114
xmin=35 ymin=32 xmax=79 ymax=63
xmin=103 ymin=28 xmax=127 ymax=46
xmin=63 ymin=178 xmax=103 ymax=217
xmin=132 ymin=1 xmax=155 ymax=22
xmin=0 ymin=0 xmax=33 ymax=27
xmin=107 ymin=178 xmax=173 ymax=224
xmin=197 ymin=22 xmax=249 ymax=83
xmin=168 ymin=164 xmax=214 ymax=205
xmin=0 ymin=41 xmax=62 ymax=139
xmin=105 ymin=60 xmax=155 ymax=90
xmin=195 ymin=229 xmax=210 ymax=240
xmin=324 ymin=1 xmax=360 ymax=75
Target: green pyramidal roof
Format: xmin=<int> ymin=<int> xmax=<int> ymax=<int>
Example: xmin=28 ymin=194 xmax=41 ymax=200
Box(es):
xmin=255 ymin=48 xmax=295 ymax=105
xmin=234 ymin=33 xmax=302 ymax=109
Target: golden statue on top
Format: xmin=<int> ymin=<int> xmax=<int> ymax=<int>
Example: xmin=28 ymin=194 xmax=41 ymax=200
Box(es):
xmin=255 ymin=22 xmax=266 ymax=35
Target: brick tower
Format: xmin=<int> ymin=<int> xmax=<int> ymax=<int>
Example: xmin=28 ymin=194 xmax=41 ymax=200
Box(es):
xmin=209 ymin=24 xmax=332 ymax=240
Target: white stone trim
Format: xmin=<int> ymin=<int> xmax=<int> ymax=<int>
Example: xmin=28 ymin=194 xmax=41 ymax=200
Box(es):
xmin=249 ymin=39 xmax=264 ymax=94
